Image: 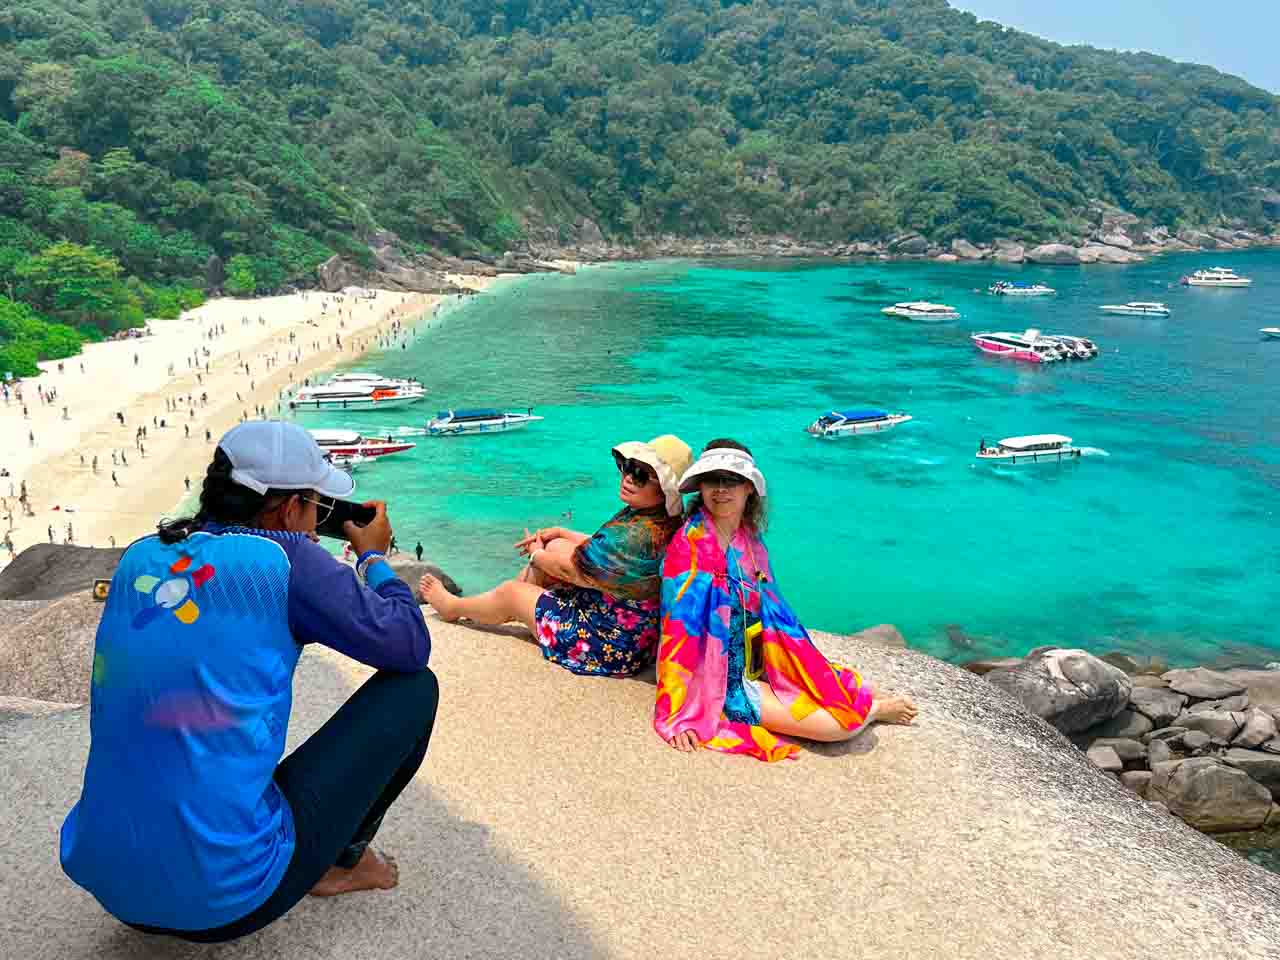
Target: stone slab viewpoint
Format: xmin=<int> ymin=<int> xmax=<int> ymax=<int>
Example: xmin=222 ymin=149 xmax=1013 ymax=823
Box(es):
xmin=2 ymin=620 xmax=1278 ymax=959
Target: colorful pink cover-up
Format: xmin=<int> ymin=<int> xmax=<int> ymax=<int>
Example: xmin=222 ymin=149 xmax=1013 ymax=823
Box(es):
xmin=654 ymin=509 xmax=875 ymax=761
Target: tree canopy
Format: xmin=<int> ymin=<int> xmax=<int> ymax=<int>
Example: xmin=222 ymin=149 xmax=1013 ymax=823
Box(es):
xmin=2 ymin=0 xmax=1279 ymax=371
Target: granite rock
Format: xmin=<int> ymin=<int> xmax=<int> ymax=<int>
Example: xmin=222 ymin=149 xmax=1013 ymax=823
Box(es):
xmin=1181 ymin=731 xmax=1211 ymax=753
xmin=1189 ymin=694 xmax=1249 ymax=713
xmin=985 ymin=648 xmax=1132 ymax=734
xmin=1223 ymin=748 xmax=1280 ymax=800
xmin=1146 ymin=757 xmax=1273 ymax=832
xmin=1120 ymin=771 xmax=1153 ymax=797
xmin=1025 ymin=243 xmax=1083 ymax=265
xmin=1129 ymin=687 xmax=1188 ymax=727
xmin=1148 ymin=739 xmax=1174 ymax=766
xmin=1086 ymin=709 xmax=1153 ymax=740
xmin=1087 ymin=745 xmax=1123 ymax=772
xmin=951 ymin=238 xmax=986 ymax=259
xmin=1089 ymin=737 xmax=1147 ymax=765
xmin=1143 ymin=726 xmax=1188 ymax=744
xmin=1175 ymin=710 xmax=1246 ymax=742
xmin=1232 ymin=708 xmax=1278 ymax=749
xmin=1162 ymin=668 xmax=1247 ymax=701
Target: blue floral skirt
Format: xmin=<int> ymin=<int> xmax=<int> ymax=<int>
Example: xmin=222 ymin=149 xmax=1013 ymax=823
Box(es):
xmin=533 ymin=587 xmax=659 ymax=677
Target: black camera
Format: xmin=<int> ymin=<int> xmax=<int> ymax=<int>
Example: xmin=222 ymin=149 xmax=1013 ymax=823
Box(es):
xmin=316 ymin=498 xmax=377 ymax=540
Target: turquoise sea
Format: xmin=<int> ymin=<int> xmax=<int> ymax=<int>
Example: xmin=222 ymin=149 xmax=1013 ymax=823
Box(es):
xmin=296 ymin=251 xmax=1280 ymax=668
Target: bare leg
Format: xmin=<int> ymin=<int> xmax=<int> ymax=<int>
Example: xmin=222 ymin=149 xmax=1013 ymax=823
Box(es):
xmin=758 ymin=682 xmax=917 ymax=742
xmin=420 ymin=575 xmax=544 ymax=633
xmin=308 ymin=847 xmax=399 ymax=897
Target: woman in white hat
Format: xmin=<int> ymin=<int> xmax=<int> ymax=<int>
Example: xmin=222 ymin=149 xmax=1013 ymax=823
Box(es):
xmin=654 ymin=439 xmax=917 ymax=761
xmin=421 ymin=435 xmax=692 ymax=676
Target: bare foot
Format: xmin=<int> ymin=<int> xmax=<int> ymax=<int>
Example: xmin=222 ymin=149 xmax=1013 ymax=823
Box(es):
xmin=875 ymin=694 xmax=918 ymax=726
xmin=308 ymin=848 xmax=399 ymax=897
xmin=419 ymin=574 xmax=460 ymax=621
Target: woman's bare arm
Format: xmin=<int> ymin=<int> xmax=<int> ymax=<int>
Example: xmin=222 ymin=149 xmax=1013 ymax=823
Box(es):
xmin=529 ymin=539 xmax=596 ymax=588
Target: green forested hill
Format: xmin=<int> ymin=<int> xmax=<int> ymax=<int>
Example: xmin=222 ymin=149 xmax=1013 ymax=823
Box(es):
xmin=2 ymin=0 xmax=1279 ymax=371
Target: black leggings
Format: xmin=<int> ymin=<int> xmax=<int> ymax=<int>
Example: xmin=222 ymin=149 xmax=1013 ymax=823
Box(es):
xmin=129 ymin=667 xmax=440 ymax=944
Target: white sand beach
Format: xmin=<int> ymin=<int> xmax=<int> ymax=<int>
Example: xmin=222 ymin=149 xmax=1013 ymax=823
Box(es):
xmin=0 ymin=279 xmax=506 ymax=560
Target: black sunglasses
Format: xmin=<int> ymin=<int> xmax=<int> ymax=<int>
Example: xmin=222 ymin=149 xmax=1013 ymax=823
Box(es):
xmin=701 ymin=471 xmax=749 ymax=489
xmin=613 ymin=453 xmax=655 ymax=486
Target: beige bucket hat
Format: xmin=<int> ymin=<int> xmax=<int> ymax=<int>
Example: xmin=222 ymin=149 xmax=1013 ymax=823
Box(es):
xmin=611 ymin=434 xmax=693 ymax=516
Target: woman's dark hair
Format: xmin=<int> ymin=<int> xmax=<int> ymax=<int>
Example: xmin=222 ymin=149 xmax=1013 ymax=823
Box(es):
xmin=157 ymin=447 xmax=297 ymax=543
xmin=685 ymin=438 xmax=768 ymax=532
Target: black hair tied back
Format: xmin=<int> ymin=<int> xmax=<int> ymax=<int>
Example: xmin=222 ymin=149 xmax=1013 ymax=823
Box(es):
xmin=156 ymin=447 xmax=276 ymax=544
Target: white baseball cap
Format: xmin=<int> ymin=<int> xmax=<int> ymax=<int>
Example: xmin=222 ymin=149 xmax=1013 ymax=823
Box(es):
xmin=219 ymin=421 xmax=355 ymax=498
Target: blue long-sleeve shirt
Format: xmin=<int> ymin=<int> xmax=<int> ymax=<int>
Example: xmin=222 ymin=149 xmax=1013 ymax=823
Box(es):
xmin=60 ymin=524 xmax=429 ymax=931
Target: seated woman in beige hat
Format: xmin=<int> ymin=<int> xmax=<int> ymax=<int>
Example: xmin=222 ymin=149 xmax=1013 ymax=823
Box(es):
xmin=421 ymin=435 xmax=692 ymax=676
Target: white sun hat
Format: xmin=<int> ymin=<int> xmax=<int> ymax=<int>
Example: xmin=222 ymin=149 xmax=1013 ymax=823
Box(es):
xmin=219 ymin=421 xmax=356 ymax=499
xmin=678 ymin=447 xmax=767 ymax=498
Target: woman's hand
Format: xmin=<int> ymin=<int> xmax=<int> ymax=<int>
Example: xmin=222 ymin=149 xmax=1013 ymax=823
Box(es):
xmin=515 ymin=527 xmax=552 ymax=555
xmin=668 ymin=730 xmax=700 ymax=753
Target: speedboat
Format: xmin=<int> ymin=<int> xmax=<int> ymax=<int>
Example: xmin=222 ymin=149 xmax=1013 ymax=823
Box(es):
xmin=970 ymin=329 xmax=1063 ymax=363
xmin=290 ymin=372 xmax=425 ymax=411
xmin=881 ymin=301 xmax=960 ymax=321
xmin=1181 ymin=267 xmax=1251 ymax=287
xmin=1041 ymin=334 xmax=1099 ymax=359
xmin=976 ymin=435 xmax=1081 ymax=464
xmin=805 ymin=409 xmax=912 ymax=438
xmin=326 ymin=453 xmax=369 ymax=472
xmin=309 ymin=429 xmax=415 ymax=459
xmin=426 ymin=408 xmax=544 ymax=436
xmin=1100 ymin=302 xmax=1170 ymax=316
xmin=1262 ymin=328 xmax=1280 ymax=340
xmin=989 ymin=281 xmax=1056 ymax=297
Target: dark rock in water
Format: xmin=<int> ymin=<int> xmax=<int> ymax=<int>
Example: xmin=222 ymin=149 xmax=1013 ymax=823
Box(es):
xmin=1223 ymin=749 xmax=1280 ymax=800
xmin=985 ymin=648 xmax=1132 ymax=734
xmin=1147 ymin=757 xmax=1273 ymax=832
xmin=1087 ymin=709 xmax=1154 ymax=740
xmin=1129 ymin=687 xmax=1189 ymax=727
xmin=1101 ymin=652 xmax=1142 ymax=675
xmin=1175 ymin=710 xmax=1246 ymax=742
xmin=385 ymin=559 xmax=462 ymax=601
xmin=848 ymin=624 xmax=906 ymax=649
xmin=1163 ymin=667 xmax=1247 ymax=701
xmin=962 ymin=656 xmax=1023 ymax=676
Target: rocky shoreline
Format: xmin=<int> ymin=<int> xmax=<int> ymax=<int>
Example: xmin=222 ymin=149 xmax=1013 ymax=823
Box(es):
xmin=968 ymin=648 xmax=1280 ymax=862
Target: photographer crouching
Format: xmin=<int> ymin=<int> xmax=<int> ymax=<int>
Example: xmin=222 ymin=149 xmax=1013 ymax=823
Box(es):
xmin=59 ymin=422 xmax=437 ymax=942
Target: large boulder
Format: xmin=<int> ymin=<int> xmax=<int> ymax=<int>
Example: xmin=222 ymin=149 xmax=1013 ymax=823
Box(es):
xmin=1129 ymin=687 xmax=1188 ymax=727
xmin=1225 ymin=749 xmax=1280 ymax=798
xmin=1097 ymin=231 xmax=1134 ymax=249
xmin=889 ymin=233 xmax=930 ymax=255
xmin=384 ymin=558 xmax=462 ymax=601
xmin=1086 ymin=709 xmax=1153 ymax=740
xmin=1147 ymin=757 xmax=1273 ymax=832
xmin=1221 ymin=668 xmax=1280 ymax=716
xmin=204 ymin=254 xmax=225 ymax=290
xmin=1176 ymin=228 xmax=1219 ymax=249
xmin=1163 ymin=667 xmax=1247 ymax=701
xmin=1025 ymin=243 xmax=1082 ymax=265
xmin=951 ymin=238 xmax=986 ymax=259
xmin=317 ymin=254 xmax=365 ymax=292
xmin=1175 ymin=710 xmax=1246 ymax=742
xmin=1233 ymin=708 xmax=1278 ymax=749
xmin=993 ymin=240 xmax=1025 ymax=263
xmin=985 ymin=648 xmax=1132 ymax=733
xmin=1078 ymin=244 xmax=1144 ymax=264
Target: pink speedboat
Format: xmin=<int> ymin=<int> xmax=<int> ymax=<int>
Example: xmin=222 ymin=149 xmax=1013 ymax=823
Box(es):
xmin=970 ymin=328 xmax=1064 ymax=363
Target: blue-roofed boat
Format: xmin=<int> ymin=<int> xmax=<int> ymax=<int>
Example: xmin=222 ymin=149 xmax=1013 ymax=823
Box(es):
xmin=426 ymin=408 xmax=544 ymax=436
xmin=805 ymin=408 xmax=912 ymax=438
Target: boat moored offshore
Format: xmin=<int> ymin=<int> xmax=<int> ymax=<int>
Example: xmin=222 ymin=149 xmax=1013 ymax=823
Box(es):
xmin=881 ymin=301 xmax=960 ymax=321
xmin=426 ymin=408 xmax=544 ymax=436
xmin=989 ymin=281 xmax=1056 ymax=297
xmin=290 ymin=372 xmax=425 ymax=411
xmin=309 ymin=429 xmax=416 ymax=459
xmin=970 ymin=328 xmax=1064 ymax=363
xmin=805 ymin=409 xmax=912 ymax=438
xmin=1261 ymin=328 xmax=1280 ymax=340
xmin=975 ymin=434 xmax=1082 ymax=464
xmin=1181 ymin=267 xmax=1251 ymax=287
xmin=1100 ymin=302 xmax=1171 ymax=316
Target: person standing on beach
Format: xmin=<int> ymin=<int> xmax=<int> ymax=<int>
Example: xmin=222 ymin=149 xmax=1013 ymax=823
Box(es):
xmin=60 ymin=422 xmax=437 ymax=943
xmin=415 ymin=542 xmax=423 ymax=562
xmin=112 ymin=472 xmax=119 ymax=487
xmin=48 ymin=525 xmax=53 ymax=543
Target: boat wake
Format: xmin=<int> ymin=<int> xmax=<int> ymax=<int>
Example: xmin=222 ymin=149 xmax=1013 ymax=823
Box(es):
xmin=1077 ymin=446 xmax=1110 ymax=457
xmin=390 ymin=426 xmax=428 ymax=437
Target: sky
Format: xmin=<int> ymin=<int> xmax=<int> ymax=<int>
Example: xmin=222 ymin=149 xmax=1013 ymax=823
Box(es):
xmin=950 ymin=1 xmax=1280 ymax=94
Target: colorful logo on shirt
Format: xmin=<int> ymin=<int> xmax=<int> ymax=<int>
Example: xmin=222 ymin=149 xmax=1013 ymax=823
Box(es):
xmin=132 ymin=554 xmax=216 ymax=628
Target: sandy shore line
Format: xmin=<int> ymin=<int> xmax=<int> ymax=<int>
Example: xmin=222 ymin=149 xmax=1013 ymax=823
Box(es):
xmin=0 ymin=274 xmax=508 ymax=559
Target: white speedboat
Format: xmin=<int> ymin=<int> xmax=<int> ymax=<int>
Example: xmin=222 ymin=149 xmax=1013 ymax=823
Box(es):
xmin=1181 ymin=267 xmax=1251 ymax=287
xmin=881 ymin=301 xmax=960 ymax=321
xmin=971 ymin=329 xmax=1064 ymax=363
xmin=1261 ymin=328 xmax=1280 ymax=340
xmin=290 ymin=372 xmax=425 ymax=411
xmin=1100 ymin=302 xmax=1170 ymax=316
xmin=805 ymin=409 xmax=912 ymax=438
xmin=989 ymin=281 xmax=1056 ymax=297
xmin=327 ymin=453 xmax=369 ymax=472
xmin=426 ymin=408 xmax=543 ymax=436
xmin=309 ymin=429 xmax=415 ymax=458
xmin=976 ymin=435 xmax=1082 ymax=464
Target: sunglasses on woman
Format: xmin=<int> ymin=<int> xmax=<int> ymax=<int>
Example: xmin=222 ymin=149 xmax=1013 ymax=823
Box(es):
xmin=300 ymin=494 xmax=335 ymax=524
xmin=701 ymin=472 xmax=749 ymax=489
xmin=613 ymin=454 xmax=655 ymax=486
